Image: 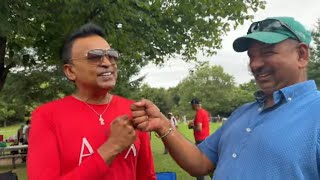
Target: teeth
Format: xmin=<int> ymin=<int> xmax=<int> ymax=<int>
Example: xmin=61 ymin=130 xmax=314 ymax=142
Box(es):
xmin=101 ymin=72 xmax=112 ymax=76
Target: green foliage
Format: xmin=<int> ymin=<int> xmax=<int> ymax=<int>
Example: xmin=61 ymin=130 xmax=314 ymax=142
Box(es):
xmin=174 ymin=64 xmax=235 ymax=117
xmin=129 ymin=63 xmax=257 ymax=119
xmin=0 ymin=0 xmax=266 ymax=87
xmin=0 ymin=0 xmax=266 ymax=124
xmin=162 ymin=64 xmax=257 ymax=118
xmin=0 ymin=65 xmax=74 ymax=122
xmin=308 ymin=19 xmax=320 ymax=87
xmin=0 ymin=99 xmax=16 ymax=127
xmin=132 ymin=84 xmax=174 ymax=114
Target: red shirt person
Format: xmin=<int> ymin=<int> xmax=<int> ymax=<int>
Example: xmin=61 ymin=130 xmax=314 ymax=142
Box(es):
xmin=27 ymin=23 xmax=156 ymax=180
xmin=189 ymin=98 xmax=210 ymax=143
xmin=189 ymin=98 xmax=210 ymax=180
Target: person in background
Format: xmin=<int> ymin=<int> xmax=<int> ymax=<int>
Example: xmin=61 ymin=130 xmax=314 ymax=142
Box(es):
xmin=27 ymin=23 xmax=156 ymax=180
xmin=187 ymin=98 xmax=210 ymax=180
xmin=130 ymin=16 xmax=320 ymax=179
xmin=182 ymin=115 xmax=187 ymax=124
xmin=168 ymin=112 xmax=178 ymax=129
xmin=17 ymin=125 xmax=24 ymax=145
xmin=164 ymin=112 xmax=178 ymax=154
xmin=22 ymin=120 xmax=30 ymax=144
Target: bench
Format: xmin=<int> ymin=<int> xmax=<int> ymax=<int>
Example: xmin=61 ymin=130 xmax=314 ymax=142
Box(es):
xmin=0 ymin=145 xmax=28 ymax=169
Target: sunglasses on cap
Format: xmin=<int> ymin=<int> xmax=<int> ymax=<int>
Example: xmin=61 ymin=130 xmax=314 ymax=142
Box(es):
xmin=70 ymin=48 xmax=119 ymax=63
xmin=247 ymin=19 xmax=302 ymax=42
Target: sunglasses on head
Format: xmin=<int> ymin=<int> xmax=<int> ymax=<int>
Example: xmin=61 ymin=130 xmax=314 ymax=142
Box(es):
xmin=70 ymin=48 xmax=119 ymax=63
xmin=247 ymin=19 xmax=302 ymax=42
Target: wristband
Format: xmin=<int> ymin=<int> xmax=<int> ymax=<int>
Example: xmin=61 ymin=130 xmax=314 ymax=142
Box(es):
xmin=155 ymin=127 xmax=173 ymax=139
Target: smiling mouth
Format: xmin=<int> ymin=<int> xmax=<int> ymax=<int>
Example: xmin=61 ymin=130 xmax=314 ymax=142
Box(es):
xmin=255 ymin=73 xmax=270 ymax=80
xmin=100 ymin=72 xmax=112 ymax=77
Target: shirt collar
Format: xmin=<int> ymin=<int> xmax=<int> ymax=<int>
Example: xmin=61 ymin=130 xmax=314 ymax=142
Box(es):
xmin=254 ymin=80 xmax=317 ymax=106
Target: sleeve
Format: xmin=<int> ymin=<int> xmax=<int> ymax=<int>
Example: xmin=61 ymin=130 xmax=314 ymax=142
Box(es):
xmin=27 ymin=107 xmax=110 ymax=180
xmin=194 ymin=111 xmax=200 ymax=124
xmin=195 ymin=110 xmax=205 ymax=125
xmin=136 ymin=132 xmax=156 ymax=180
xmin=198 ymin=127 xmax=223 ymax=165
xmin=197 ymin=104 xmax=250 ymax=166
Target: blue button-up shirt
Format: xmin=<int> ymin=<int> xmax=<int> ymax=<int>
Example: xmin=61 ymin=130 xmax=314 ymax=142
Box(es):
xmin=199 ymin=80 xmax=320 ymax=180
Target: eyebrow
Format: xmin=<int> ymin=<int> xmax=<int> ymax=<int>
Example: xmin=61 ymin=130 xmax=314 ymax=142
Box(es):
xmin=247 ymin=43 xmax=276 ymax=57
xmin=261 ymin=43 xmax=276 ymax=50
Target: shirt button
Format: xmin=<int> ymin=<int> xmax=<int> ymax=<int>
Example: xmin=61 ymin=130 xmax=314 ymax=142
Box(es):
xmin=246 ymin=128 xmax=251 ymax=132
xmin=232 ymin=153 xmax=237 ymax=158
xmin=258 ymin=107 xmax=262 ymax=111
xmin=288 ymin=97 xmax=292 ymax=101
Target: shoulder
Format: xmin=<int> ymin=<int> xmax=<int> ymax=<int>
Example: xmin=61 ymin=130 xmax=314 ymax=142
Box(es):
xmin=33 ymin=96 xmax=74 ymax=114
xmin=233 ymin=101 xmax=256 ymax=114
xmin=110 ymin=95 xmax=135 ymax=111
xmin=225 ymin=101 xmax=256 ymax=122
xmin=108 ymin=95 xmax=135 ymax=116
xmin=198 ymin=108 xmax=209 ymax=115
xmin=111 ymin=95 xmax=135 ymax=105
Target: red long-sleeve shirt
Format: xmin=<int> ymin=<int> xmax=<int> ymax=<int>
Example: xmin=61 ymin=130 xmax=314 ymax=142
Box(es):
xmin=194 ymin=108 xmax=210 ymax=141
xmin=27 ymin=95 xmax=156 ymax=180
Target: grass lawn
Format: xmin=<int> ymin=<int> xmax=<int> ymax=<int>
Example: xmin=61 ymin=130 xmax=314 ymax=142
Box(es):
xmin=0 ymin=122 xmax=221 ymax=179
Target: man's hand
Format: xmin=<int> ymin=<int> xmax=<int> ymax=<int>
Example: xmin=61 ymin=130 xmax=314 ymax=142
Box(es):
xmin=98 ymin=115 xmax=136 ymax=164
xmin=131 ymin=99 xmax=170 ymax=135
xmin=188 ymin=121 xmax=194 ymax=129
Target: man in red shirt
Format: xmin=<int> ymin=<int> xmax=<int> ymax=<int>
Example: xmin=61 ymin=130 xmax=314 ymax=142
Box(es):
xmin=27 ymin=23 xmax=156 ymax=180
xmin=188 ymin=98 xmax=210 ymax=180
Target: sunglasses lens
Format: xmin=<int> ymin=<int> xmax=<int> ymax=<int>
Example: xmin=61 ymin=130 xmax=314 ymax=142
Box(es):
xmin=86 ymin=49 xmax=120 ymax=63
xmin=106 ymin=49 xmax=119 ymax=59
xmin=247 ymin=19 xmax=300 ymax=41
xmin=87 ymin=49 xmax=104 ymax=61
xmin=248 ymin=22 xmax=259 ymax=33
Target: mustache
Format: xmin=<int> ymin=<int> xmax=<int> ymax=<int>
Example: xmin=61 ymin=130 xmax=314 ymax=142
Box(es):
xmin=251 ymin=67 xmax=272 ymax=77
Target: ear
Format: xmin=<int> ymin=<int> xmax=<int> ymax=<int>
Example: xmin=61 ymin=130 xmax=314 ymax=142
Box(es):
xmin=63 ymin=64 xmax=76 ymax=81
xmin=297 ymin=43 xmax=309 ymax=69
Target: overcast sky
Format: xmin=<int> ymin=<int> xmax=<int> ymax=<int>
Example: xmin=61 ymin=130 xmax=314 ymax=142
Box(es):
xmin=137 ymin=0 xmax=320 ymax=88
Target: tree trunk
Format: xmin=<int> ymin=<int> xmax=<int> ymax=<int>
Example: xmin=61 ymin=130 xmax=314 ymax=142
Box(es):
xmin=0 ymin=36 xmax=8 ymax=92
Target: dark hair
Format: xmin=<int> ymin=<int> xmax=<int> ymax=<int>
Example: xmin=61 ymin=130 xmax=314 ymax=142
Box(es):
xmin=190 ymin=98 xmax=201 ymax=105
xmin=60 ymin=23 xmax=106 ymax=64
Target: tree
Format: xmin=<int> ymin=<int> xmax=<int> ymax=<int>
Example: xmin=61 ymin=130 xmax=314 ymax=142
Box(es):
xmin=0 ymin=99 xmax=15 ymax=127
xmin=308 ymin=19 xmax=320 ymax=87
xmin=0 ymin=0 xmax=266 ymax=92
xmin=231 ymin=80 xmax=257 ymax=111
xmin=132 ymin=84 xmax=174 ymax=114
xmin=173 ymin=64 xmax=236 ymax=117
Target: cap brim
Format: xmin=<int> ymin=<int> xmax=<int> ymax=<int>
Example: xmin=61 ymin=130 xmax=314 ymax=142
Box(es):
xmin=233 ymin=32 xmax=289 ymax=52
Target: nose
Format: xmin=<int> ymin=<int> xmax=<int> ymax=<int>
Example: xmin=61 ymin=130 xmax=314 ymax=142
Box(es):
xmin=249 ymin=56 xmax=264 ymax=72
xmin=99 ymin=55 xmax=115 ymax=66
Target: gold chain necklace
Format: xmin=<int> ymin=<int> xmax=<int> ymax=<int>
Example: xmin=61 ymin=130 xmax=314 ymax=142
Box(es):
xmin=82 ymin=95 xmax=112 ymax=125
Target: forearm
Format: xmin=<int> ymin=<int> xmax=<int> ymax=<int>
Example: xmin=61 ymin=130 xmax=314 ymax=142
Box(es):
xmin=193 ymin=125 xmax=202 ymax=131
xmin=156 ymin=121 xmax=214 ymax=176
xmin=98 ymin=140 xmax=121 ymax=165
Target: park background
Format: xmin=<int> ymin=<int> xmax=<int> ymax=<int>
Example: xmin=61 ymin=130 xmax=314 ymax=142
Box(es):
xmin=1 ymin=0 xmax=320 ymax=179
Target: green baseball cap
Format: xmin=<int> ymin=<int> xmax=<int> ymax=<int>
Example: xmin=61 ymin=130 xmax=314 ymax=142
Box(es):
xmin=233 ymin=16 xmax=312 ymax=52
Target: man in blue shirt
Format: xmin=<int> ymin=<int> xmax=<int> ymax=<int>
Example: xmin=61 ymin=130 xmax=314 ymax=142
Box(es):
xmin=131 ymin=16 xmax=320 ymax=179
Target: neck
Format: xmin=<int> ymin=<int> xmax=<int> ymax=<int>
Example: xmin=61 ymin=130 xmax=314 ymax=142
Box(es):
xmin=74 ymin=90 xmax=111 ymax=104
xmin=264 ymin=95 xmax=274 ymax=108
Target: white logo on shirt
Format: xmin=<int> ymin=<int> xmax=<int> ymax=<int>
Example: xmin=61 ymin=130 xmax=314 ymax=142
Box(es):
xmin=125 ymin=144 xmax=137 ymax=158
xmin=78 ymin=138 xmax=137 ymax=166
xmin=78 ymin=137 xmax=94 ymax=166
